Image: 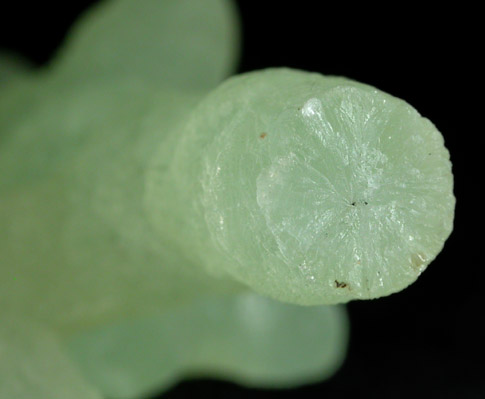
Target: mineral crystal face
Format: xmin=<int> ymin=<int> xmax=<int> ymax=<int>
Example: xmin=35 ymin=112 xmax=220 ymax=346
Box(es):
xmin=173 ymin=69 xmax=455 ymax=305
xmin=0 ymin=0 xmax=455 ymax=398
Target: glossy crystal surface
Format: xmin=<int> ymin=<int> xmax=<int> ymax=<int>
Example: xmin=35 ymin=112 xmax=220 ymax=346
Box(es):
xmin=0 ymin=1 xmax=454 ymax=398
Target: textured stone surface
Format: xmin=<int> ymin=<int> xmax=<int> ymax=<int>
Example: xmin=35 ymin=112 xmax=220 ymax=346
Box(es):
xmin=164 ymin=68 xmax=455 ymax=304
xmin=0 ymin=1 xmax=454 ymax=398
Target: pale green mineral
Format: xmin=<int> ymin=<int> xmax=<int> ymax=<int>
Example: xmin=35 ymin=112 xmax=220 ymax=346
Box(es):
xmin=67 ymin=293 xmax=347 ymax=398
xmin=167 ymin=69 xmax=455 ymax=305
xmin=0 ymin=51 xmax=31 ymax=87
xmin=0 ymin=0 xmax=454 ymax=398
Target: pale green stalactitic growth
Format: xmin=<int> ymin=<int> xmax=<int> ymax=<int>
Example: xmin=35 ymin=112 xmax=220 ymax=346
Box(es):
xmin=67 ymin=293 xmax=347 ymax=399
xmin=0 ymin=0 xmax=454 ymax=398
xmin=0 ymin=317 xmax=102 ymax=399
xmin=52 ymin=0 xmax=240 ymax=90
xmin=157 ymin=69 xmax=454 ymax=305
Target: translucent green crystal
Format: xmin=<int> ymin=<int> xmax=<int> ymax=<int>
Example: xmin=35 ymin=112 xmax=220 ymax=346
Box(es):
xmin=0 ymin=317 xmax=102 ymax=399
xmin=160 ymin=68 xmax=454 ymax=305
xmin=52 ymin=0 xmax=240 ymax=90
xmin=0 ymin=0 xmax=454 ymax=398
xmin=67 ymin=294 xmax=347 ymax=398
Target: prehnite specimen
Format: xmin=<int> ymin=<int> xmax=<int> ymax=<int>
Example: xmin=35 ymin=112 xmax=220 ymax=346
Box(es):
xmin=0 ymin=1 xmax=455 ymax=398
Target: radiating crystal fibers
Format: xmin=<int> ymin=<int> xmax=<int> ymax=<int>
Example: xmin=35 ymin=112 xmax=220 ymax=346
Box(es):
xmin=0 ymin=0 xmax=454 ymax=397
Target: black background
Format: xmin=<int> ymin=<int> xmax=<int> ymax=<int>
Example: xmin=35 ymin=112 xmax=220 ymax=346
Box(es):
xmin=0 ymin=2 xmax=481 ymax=398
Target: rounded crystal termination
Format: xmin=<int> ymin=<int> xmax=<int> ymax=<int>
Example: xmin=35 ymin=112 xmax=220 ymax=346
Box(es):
xmin=167 ymin=68 xmax=455 ymax=305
